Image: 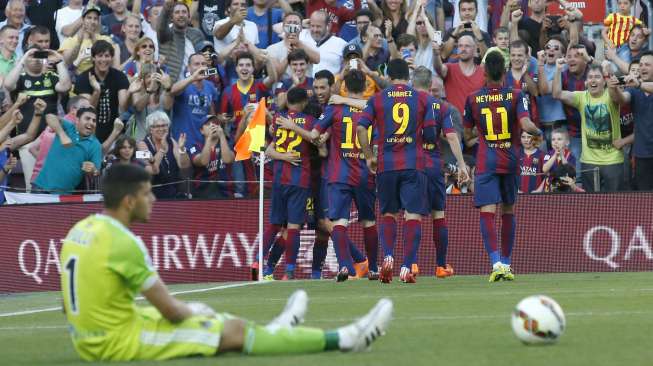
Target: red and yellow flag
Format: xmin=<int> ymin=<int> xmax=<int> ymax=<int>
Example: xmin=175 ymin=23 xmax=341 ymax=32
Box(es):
xmin=234 ymin=98 xmax=267 ymax=161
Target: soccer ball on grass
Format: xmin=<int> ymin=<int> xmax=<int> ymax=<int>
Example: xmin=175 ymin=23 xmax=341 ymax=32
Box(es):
xmin=511 ymin=295 xmax=566 ymax=344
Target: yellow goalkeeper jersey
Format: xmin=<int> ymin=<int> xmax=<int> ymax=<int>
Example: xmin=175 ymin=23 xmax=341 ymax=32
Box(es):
xmin=60 ymin=214 xmax=158 ymax=351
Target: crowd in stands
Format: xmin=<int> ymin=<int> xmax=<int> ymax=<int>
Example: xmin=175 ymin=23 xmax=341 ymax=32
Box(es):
xmin=0 ymin=0 xmax=652 ymax=205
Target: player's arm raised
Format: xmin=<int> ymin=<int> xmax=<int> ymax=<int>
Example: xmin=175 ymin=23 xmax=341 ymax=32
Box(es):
xmin=551 ymin=58 xmax=576 ymax=106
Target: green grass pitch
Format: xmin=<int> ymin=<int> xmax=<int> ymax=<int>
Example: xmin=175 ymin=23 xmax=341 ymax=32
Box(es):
xmin=1 ymin=272 xmax=652 ymax=366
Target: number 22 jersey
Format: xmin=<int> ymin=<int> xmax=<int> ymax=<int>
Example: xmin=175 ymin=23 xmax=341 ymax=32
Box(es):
xmin=271 ymin=111 xmax=315 ymax=188
xmin=463 ymin=86 xmax=530 ymax=175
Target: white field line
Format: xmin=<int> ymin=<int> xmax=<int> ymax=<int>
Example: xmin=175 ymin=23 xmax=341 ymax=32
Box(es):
xmin=0 ymin=281 xmax=266 ymax=318
xmin=1 ymin=310 xmax=652 ymax=331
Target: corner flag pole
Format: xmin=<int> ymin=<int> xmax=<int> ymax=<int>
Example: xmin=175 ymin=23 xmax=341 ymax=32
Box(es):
xmin=258 ymin=150 xmax=264 ymax=281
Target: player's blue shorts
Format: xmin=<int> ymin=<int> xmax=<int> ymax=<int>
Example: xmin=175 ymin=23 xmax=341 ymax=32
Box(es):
xmin=376 ymin=169 xmax=427 ymax=215
xmin=474 ymin=172 xmax=519 ymax=208
xmin=425 ymin=166 xmax=446 ymax=212
xmin=270 ymin=184 xmax=310 ymax=225
xmin=327 ymin=182 xmax=377 ymax=222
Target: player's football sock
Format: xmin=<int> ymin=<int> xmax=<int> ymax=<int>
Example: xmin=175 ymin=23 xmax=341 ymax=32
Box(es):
xmin=244 ymin=323 xmax=338 ymax=354
xmin=284 ymin=228 xmax=301 ymax=274
xmin=263 ymin=224 xmax=282 ymax=255
xmin=265 ymin=238 xmax=286 ymax=275
xmin=480 ymin=212 xmax=500 ymax=265
xmin=348 ymin=239 xmax=366 ymax=263
xmin=500 ymin=213 xmax=516 ymax=265
xmin=380 ymin=216 xmax=397 ymax=258
xmin=402 ymin=219 xmax=421 ymax=268
xmin=363 ymin=225 xmax=379 ymax=272
xmin=432 ymin=218 xmax=449 ymax=267
xmin=331 ymin=225 xmax=355 ymax=275
xmin=311 ymin=235 xmax=329 ymax=278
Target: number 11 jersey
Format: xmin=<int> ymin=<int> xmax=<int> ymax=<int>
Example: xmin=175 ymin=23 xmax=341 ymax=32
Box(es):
xmin=358 ymin=84 xmax=436 ymax=173
xmin=463 ymin=86 xmax=530 ymax=175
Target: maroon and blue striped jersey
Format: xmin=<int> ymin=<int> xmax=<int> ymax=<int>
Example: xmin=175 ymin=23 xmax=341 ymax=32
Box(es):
xmin=519 ymin=147 xmax=545 ymax=193
xmin=561 ymin=69 xmax=587 ymax=138
xmin=358 ymin=84 xmax=436 ymax=173
xmin=189 ymin=142 xmax=231 ymax=189
xmin=271 ymin=111 xmax=315 ymax=188
xmin=423 ymin=97 xmax=456 ymax=170
xmin=463 ymin=85 xmax=530 ymax=175
xmin=220 ymin=79 xmax=270 ymax=132
xmin=315 ymin=104 xmax=374 ymax=189
xmin=275 ymin=77 xmax=314 ymax=96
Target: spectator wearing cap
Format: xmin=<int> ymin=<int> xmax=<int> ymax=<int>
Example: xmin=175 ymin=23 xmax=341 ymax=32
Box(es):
xmin=334 ymin=44 xmax=385 ymax=99
xmin=276 ymin=49 xmax=314 ymax=110
xmin=213 ymin=0 xmax=258 ymax=51
xmin=167 ymin=53 xmax=219 ymax=148
xmin=54 ymin=0 xmax=84 ymax=45
xmin=101 ymin=0 xmax=130 ymax=40
xmin=59 ymin=5 xmax=119 ymax=75
xmin=194 ymin=40 xmax=225 ymax=91
xmin=247 ymin=0 xmax=292 ymax=49
xmin=0 ymin=0 xmax=31 ymax=57
xmin=347 ymin=9 xmax=388 ymax=51
xmin=188 ymin=115 xmax=235 ymax=199
xmin=73 ymin=40 xmax=130 ymax=143
xmin=138 ymin=110 xmax=191 ymax=199
xmin=299 ymin=10 xmax=347 ymax=76
xmin=0 ymin=25 xmax=19 ymax=76
xmin=157 ymin=1 xmax=204 ymax=82
xmin=267 ymin=12 xmax=320 ymax=80
xmin=307 ymin=0 xmax=362 ymax=35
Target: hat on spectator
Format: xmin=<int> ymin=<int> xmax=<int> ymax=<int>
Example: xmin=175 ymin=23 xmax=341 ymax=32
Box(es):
xmin=203 ymin=115 xmax=219 ymax=125
xmin=343 ymin=44 xmax=363 ymax=58
xmin=195 ymin=40 xmax=216 ymax=53
xmin=82 ymin=4 xmax=102 ymax=18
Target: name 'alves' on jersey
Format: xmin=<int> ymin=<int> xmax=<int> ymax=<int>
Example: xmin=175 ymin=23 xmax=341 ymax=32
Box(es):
xmin=463 ymin=85 xmax=530 ymax=174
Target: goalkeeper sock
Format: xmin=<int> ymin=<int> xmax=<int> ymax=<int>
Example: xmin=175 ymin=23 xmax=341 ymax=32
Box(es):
xmin=363 ymin=225 xmax=379 ymax=272
xmin=284 ymin=228 xmax=300 ymax=274
xmin=348 ymin=239 xmax=366 ymax=263
xmin=243 ymin=322 xmax=340 ymax=354
xmin=331 ymin=225 xmax=355 ymax=274
xmin=480 ymin=212 xmax=500 ymax=265
xmin=500 ymin=213 xmax=516 ymax=265
xmin=402 ymin=219 xmax=421 ymax=268
xmin=263 ymin=224 xmax=282 ymax=255
xmin=380 ymin=216 xmax=397 ymax=258
xmin=433 ymin=218 xmax=449 ymax=267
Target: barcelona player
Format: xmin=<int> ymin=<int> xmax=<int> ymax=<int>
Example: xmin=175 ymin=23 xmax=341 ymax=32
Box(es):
xmin=60 ymin=164 xmax=392 ymax=361
xmin=311 ymin=70 xmax=380 ymax=281
xmin=411 ymin=66 xmax=470 ymax=278
xmin=462 ymin=51 xmax=543 ymax=282
xmin=357 ymin=59 xmax=437 ymax=284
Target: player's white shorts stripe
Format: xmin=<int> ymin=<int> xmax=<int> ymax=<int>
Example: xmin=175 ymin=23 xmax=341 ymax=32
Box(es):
xmin=140 ymin=329 xmax=219 ymax=348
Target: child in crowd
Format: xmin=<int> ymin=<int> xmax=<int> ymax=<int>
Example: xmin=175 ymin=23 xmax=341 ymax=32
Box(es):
xmin=541 ymin=128 xmax=577 ymax=192
xmin=519 ymin=131 xmax=545 ymax=193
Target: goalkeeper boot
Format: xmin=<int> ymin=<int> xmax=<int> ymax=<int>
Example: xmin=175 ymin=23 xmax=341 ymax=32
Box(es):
xmin=337 ymin=298 xmax=394 ymax=352
xmin=502 ymin=264 xmax=515 ymax=281
xmin=266 ymin=289 xmax=308 ymax=331
xmin=379 ymin=256 xmax=394 ymax=284
xmin=488 ymin=263 xmax=505 ymax=282
xmin=336 ymin=267 xmax=350 ymax=282
xmin=353 ymin=259 xmax=369 ymax=278
xmin=399 ymin=266 xmax=416 ymax=283
xmin=435 ymin=264 xmax=454 ymax=278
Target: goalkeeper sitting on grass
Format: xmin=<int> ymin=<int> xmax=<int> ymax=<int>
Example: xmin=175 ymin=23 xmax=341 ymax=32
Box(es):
xmin=59 ymin=164 xmax=393 ymax=361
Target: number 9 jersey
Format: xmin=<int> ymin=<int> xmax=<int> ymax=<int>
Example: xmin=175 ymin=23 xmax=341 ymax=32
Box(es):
xmin=463 ymin=86 xmax=530 ymax=175
xmin=358 ymin=84 xmax=436 ymax=173
xmin=272 ymin=111 xmax=315 ymax=188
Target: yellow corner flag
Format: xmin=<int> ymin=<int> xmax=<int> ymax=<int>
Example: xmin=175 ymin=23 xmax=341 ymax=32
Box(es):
xmin=235 ymin=98 xmax=267 ymax=161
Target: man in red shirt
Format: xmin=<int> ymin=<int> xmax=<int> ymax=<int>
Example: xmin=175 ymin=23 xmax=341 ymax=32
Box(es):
xmin=306 ymin=0 xmax=361 ymax=34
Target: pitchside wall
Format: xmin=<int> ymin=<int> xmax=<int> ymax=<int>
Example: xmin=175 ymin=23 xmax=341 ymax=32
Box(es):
xmin=1 ymin=193 xmax=652 ymax=293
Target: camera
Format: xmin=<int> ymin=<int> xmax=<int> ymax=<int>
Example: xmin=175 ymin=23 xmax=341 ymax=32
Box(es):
xmin=550 ymin=164 xmax=576 ymax=192
xmin=33 ymin=50 xmax=49 ymax=59
xmin=203 ymin=68 xmax=218 ymax=76
xmin=135 ymin=151 xmax=152 ymax=160
xmin=349 ymin=59 xmax=358 ymax=69
xmin=284 ymin=24 xmax=301 ymax=34
xmin=616 ymin=75 xmax=627 ymax=85
xmin=463 ymin=22 xmax=472 ymax=29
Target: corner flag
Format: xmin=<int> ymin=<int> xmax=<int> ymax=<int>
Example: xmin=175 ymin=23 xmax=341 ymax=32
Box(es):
xmin=234 ymin=98 xmax=267 ymax=161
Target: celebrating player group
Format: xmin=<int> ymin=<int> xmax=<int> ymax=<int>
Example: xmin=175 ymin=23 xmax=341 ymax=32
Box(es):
xmin=259 ymin=52 xmax=541 ymax=284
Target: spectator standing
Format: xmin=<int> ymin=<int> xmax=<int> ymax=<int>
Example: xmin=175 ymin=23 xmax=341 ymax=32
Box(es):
xmin=536 ymin=37 xmax=567 ymax=149
xmin=33 ymin=110 xmax=103 ymax=194
xmin=306 ymin=0 xmax=362 ymax=35
xmin=197 ymin=0 xmax=227 ymax=39
xmin=407 ymin=4 xmax=437 ymax=74
xmin=55 ymin=0 xmax=84 ymax=45
xmin=361 ymin=24 xmax=390 ymax=73
xmin=25 ymin=0 xmax=62 ymax=50
xmin=608 ymin=51 xmax=653 ymax=191
xmin=380 ymin=0 xmax=407 ymax=41
xmin=74 ymin=40 xmax=130 ymax=143
xmin=0 ymin=0 xmax=31 ymax=57
xmin=24 ymin=26 xmax=52 ymax=51
xmin=348 ymin=9 xmax=387 ymax=50
xmin=157 ymin=0 xmax=204 ymax=82
xmin=606 ymin=25 xmax=649 ymax=75
xmin=122 ymin=36 xmax=158 ymax=78
xmin=189 ymin=116 xmax=235 ymax=198
xmin=300 ymin=10 xmax=348 ymax=76
xmin=247 ymin=0 xmax=290 ymax=49
xmin=138 ymin=111 xmax=191 ymax=199
xmin=0 ymin=25 xmax=19 ymax=76
xmin=127 ymin=63 xmax=173 ymax=140
xmin=117 ymin=15 xmax=145 ymax=65
xmin=602 ymin=0 xmax=643 ymax=49
xmin=440 ymin=0 xmax=490 ymax=62
xmin=213 ymin=0 xmax=258 ymax=50
xmin=553 ymin=62 xmax=623 ymax=192
xmin=276 ymin=50 xmax=313 ymax=110
xmin=267 ymin=12 xmax=320 ymax=80
xmin=518 ymin=131 xmax=545 ymax=193
xmin=102 ymin=0 xmax=130 ymax=39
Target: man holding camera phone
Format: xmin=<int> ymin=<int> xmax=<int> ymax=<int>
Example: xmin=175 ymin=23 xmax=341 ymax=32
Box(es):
xmin=440 ymin=0 xmax=490 ymax=61
xmin=267 ymin=12 xmax=320 ymax=80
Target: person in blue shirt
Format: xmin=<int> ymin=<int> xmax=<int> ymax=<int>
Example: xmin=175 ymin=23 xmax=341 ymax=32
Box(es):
xmin=246 ymin=0 xmax=288 ymax=49
xmin=33 ymin=108 xmax=103 ymax=194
